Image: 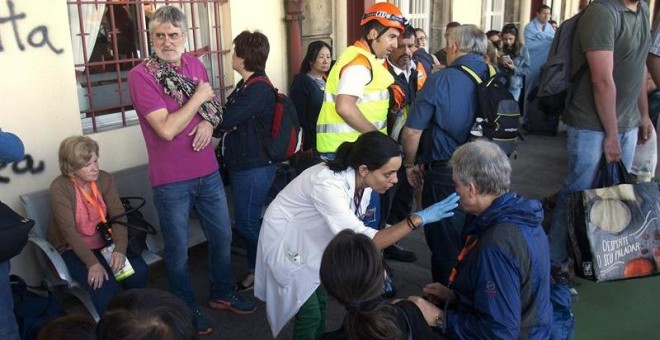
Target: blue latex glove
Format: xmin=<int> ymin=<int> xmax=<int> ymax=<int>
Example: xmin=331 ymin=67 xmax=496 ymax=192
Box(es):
xmin=416 ymin=192 xmax=459 ymax=227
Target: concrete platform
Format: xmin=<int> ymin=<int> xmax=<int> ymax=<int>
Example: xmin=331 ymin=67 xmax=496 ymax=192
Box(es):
xmin=145 ymin=132 xmax=657 ymax=339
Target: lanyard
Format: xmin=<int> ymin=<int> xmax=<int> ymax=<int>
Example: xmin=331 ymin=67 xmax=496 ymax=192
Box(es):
xmin=353 ymin=188 xmax=364 ymax=217
xmin=71 ymin=178 xmax=107 ymax=223
xmin=448 ymin=235 xmax=478 ymax=287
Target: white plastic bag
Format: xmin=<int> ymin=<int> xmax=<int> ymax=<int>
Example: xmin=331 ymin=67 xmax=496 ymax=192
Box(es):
xmin=631 ymin=128 xmax=658 ymax=182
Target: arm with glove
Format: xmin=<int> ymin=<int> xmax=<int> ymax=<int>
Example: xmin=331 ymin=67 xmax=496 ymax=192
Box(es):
xmin=372 ymin=193 xmax=459 ymax=249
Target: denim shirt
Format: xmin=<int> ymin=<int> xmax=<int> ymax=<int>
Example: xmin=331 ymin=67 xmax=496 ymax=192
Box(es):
xmin=503 ymin=45 xmax=530 ymax=91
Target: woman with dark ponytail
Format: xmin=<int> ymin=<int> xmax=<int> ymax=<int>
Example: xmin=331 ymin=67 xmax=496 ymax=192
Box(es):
xmin=320 ymin=230 xmax=443 ymax=340
xmin=255 ymin=131 xmax=459 ymax=339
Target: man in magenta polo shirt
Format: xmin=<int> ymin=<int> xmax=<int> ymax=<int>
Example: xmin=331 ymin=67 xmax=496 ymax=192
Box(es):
xmin=127 ymin=6 xmax=255 ymax=336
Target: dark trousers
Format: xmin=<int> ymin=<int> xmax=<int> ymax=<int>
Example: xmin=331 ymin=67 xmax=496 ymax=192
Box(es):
xmin=386 ymin=166 xmax=415 ymax=225
xmin=62 ymin=249 xmax=149 ymax=314
xmin=422 ymin=164 xmax=470 ymax=285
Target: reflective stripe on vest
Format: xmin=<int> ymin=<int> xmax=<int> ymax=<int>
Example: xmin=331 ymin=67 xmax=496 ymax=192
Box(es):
xmin=323 ymin=90 xmax=390 ymax=104
xmin=316 ymin=44 xmax=394 ymax=153
xmin=317 ymin=120 xmax=387 ymax=134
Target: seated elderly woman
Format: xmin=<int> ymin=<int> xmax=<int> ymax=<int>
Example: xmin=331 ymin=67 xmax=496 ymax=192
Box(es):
xmin=48 ymin=136 xmax=148 ymax=314
xmin=320 ymin=229 xmax=444 ymax=340
xmin=410 ymin=140 xmax=552 ymax=339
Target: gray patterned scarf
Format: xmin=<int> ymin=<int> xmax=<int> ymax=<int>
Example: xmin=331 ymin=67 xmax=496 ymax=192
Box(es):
xmin=145 ymin=54 xmax=222 ymax=127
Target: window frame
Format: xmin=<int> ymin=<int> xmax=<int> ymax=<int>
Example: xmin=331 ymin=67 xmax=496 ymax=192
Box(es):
xmin=67 ymin=0 xmax=233 ymax=134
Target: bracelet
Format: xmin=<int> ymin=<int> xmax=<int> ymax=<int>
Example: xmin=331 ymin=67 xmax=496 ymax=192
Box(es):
xmin=403 ymin=162 xmax=416 ymax=169
xmin=406 ymin=215 xmax=419 ymax=230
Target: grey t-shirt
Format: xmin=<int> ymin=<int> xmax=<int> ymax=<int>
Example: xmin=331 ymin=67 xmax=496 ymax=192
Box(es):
xmin=564 ymin=0 xmax=651 ymax=132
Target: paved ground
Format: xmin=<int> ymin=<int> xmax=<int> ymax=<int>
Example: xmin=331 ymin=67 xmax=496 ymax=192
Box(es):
xmin=137 ymin=132 xmax=657 ymax=339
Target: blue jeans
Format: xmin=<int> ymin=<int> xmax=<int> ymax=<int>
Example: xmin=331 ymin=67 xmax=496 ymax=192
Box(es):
xmin=509 ymin=87 xmax=522 ymax=102
xmin=153 ymin=171 xmax=233 ymax=309
xmin=61 ymin=249 xmax=148 ymax=314
xmin=0 ymin=261 xmax=19 ymax=340
xmin=229 ymin=165 xmax=276 ymax=270
xmin=549 ymin=126 xmax=638 ymax=266
xmin=548 ymin=126 xmax=637 ymax=340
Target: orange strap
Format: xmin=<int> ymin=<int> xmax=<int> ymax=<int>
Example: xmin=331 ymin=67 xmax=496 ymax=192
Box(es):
xmin=448 ymin=235 xmax=478 ymax=286
xmin=71 ymin=179 xmax=107 ymax=223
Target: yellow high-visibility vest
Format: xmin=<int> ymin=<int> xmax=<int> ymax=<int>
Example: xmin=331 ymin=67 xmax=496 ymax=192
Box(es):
xmin=316 ymin=44 xmax=394 ymax=153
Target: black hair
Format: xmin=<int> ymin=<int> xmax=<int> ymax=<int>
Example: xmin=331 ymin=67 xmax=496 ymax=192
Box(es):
xmin=38 ymin=314 xmax=96 ymax=340
xmin=501 ymin=24 xmax=521 ymax=57
xmin=326 ymin=131 xmax=401 ymax=173
xmin=320 ymin=230 xmax=404 ymax=340
xmin=299 ymin=40 xmax=332 ymax=75
xmin=413 ymin=27 xmax=426 ymax=35
xmin=97 ymin=289 xmax=196 ymax=340
xmin=485 ymin=30 xmax=501 ymax=39
xmin=362 ymin=19 xmax=390 ymax=41
xmin=536 ymin=4 xmax=551 ymax=13
xmin=402 ymin=25 xmax=416 ymax=40
xmin=233 ymin=30 xmax=270 ymax=72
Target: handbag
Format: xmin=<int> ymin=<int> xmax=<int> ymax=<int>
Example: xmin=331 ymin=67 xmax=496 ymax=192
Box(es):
xmin=568 ymin=159 xmax=660 ymax=282
xmin=101 ymin=197 xmax=157 ymax=258
xmin=0 ymin=201 xmax=35 ymax=262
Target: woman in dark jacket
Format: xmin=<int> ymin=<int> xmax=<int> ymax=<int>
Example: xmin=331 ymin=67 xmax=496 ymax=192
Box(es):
xmin=289 ymin=41 xmax=332 ymax=152
xmin=216 ymin=30 xmax=276 ymax=291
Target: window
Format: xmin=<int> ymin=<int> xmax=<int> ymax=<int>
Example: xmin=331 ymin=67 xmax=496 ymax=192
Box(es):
xmin=393 ymin=0 xmax=431 ymax=36
xmin=67 ymin=0 xmax=232 ymax=134
xmin=484 ymin=0 xmax=505 ymax=31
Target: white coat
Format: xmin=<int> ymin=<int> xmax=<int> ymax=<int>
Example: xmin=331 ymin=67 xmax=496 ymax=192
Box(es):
xmin=254 ymin=163 xmax=378 ymax=336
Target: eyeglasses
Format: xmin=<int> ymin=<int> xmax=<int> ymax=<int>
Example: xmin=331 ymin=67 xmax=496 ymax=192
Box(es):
xmin=153 ymin=32 xmax=183 ymax=43
xmin=362 ymin=11 xmax=408 ymax=26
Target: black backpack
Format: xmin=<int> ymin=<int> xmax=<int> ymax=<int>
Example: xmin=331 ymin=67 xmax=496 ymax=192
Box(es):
xmin=454 ymin=64 xmax=520 ymax=156
xmin=536 ymin=0 xmax=623 ymax=116
xmin=11 ymin=275 xmax=65 ymax=340
xmin=0 ymin=201 xmax=34 ymax=262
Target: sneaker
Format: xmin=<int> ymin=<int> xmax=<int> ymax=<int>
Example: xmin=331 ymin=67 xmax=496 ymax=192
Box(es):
xmin=208 ymin=291 xmax=257 ymax=314
xmin=192 ymin=308 xmax=213 ymax=335
xmin=383 ymin=244 xmax=417 ymax=262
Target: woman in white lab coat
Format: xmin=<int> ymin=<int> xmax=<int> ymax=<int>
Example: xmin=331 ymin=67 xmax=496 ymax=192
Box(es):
xmin=254 ymin=131 xmax=459 ymax=338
